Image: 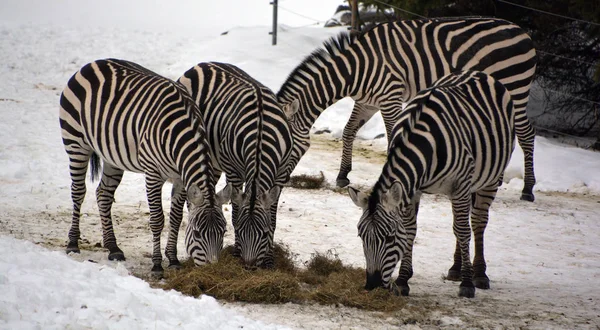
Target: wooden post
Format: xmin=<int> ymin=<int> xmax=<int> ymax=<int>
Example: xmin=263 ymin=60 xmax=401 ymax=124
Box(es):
xmin=270 ymin=0 xmax=278 ymax=45
xmin=350 ymin=0 xmax=359 ymax=33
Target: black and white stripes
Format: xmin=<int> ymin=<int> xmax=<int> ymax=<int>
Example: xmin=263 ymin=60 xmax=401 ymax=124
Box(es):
xmin=59 ymin=58 xmax=230 ymax=275
xmin=178 ymin=62 xmax=294 ymax=268
xmin=349 ymin=70 xmax=516 ymax=298
xmin=277 ymin=16 xmax=537 ymax=201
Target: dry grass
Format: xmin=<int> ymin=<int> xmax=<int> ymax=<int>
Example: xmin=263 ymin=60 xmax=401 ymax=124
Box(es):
xmin=160 ymin=245 xmax=406 ymax=311
xmin=287 ymin=171 xmax=325 ymax=189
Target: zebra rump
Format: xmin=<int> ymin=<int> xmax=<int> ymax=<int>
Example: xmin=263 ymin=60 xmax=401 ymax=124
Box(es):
xmin=59 ymin=58 xmax=230 ymax=275
xmin=349 ymin=70 xmax=515 ymax=298
xmin=178 ymin=62 xmax=294 ymax=268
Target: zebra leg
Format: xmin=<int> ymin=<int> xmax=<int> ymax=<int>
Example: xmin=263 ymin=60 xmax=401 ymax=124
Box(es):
xmin=451 ymin=192 xmax=475 ymax=298
xmin=470 ymin=185 xmax=499 ymax=289
xmin=514 ymin=107 xmax=536 ymax=202
xmin=395 ymin=199 xmax=420 ymax=296
xmin=66 ymin=149 xmax=92 ymax=254
xmin=336 ymin=102 xmax=379 ymax=187
xmin=145 ymin=174 xmax=167 ymax=276
xmin=165 ymin=180 xmax=186 ymax=269
xmin=447 ymin=240 xmax=462 ymax=282
xmin=96 ymin=163 xmax=125 ymax=261
xmin=263 ymin=187 xmax=284 ymax=269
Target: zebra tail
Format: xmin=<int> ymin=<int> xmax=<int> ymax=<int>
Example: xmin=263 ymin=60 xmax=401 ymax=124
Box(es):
xmin=89 ymin=152 xmax=101 ymax=183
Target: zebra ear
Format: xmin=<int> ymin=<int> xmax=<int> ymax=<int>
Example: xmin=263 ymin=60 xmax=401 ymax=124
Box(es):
xmin=382 ymin=182 xmax=403 ymax=211
xmin=216 ymin=184 xmax=232 ymax=205
xmin=187 ymin=185 xmax=205 ymax=206
xmin=348 ymin=187 xmax=368 ymax=209
xmin=283 ymin=99 xmax=300 ymax=118
xmin=261 ymin=185 xmax=282 ymax=207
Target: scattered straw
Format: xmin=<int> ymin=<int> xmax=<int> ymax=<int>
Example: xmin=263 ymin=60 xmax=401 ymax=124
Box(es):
xmin=288 ymin=171 xmax=325 ymax=189
xmin=160 ymin=244 xmax=406 ymax=311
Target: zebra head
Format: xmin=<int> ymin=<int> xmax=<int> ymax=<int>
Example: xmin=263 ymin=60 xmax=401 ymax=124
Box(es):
xmin=231 ymin=185 xmax=282 ymax=269
xmin=185 ymin=184 xmax=231 ymax=266
xmin=348 ymin=182 xmax=407 ymax=294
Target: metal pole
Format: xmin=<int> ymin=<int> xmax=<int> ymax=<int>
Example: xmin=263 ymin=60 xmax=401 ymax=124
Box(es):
xmin=270 ymin=0 xmax=278 ymax=45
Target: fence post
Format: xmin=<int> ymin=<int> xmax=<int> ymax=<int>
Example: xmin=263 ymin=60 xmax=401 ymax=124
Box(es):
xmin=350 ymin=0 xmax=359 ymax=33
xmin=270 ymin=0 xmax=278 ymax=45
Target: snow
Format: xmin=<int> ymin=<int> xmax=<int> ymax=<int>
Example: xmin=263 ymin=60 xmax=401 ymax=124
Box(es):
xmin=1 ymin=1 xmax=600 ymax=329
xmin=0 ymin=236 xmax=286 ymax=330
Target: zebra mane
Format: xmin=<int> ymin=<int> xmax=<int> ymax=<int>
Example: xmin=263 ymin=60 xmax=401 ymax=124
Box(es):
xmin=367 ymin=99 xmax=425 ymax=215
xmin=277 ymin=32 xmax=358 ymax=99
xmin=390 ymin=98 xmax=425 ymax=150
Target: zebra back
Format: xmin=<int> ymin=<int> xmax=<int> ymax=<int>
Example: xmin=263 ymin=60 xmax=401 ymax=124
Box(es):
xmin=378 ymin=70 xmax=515 ymax=201
xmin=178 ymin=62 xmax=294 ymax=267
xmin=179 ymin=62 xmax=293 ymax=201
xmin=277 ymin=17 xmax=535 ymax=198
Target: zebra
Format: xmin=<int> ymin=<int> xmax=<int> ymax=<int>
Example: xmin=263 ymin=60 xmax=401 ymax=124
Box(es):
xmin=348 ymin=70 xmax=516 ymax=298
xmin=59 ymin=58 xmax=231 ymax=275
xmin=177 ymin=62 xmax=295 ymax=268
xmin=277 ymin=17 xmax=537 ymax=202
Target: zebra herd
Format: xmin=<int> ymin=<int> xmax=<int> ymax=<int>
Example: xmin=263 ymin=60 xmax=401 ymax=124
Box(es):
xmin=60 ymin=17 xmax=537 ymax=298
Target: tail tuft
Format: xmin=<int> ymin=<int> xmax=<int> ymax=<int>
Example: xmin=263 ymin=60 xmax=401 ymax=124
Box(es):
xmin=89 ymin=152 xmax=101 ymax=182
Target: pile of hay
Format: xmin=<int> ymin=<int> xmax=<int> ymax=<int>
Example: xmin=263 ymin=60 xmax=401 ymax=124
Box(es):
xmin=287 ymin=171 xmax=325 ymax=189
xmin=160 ymin=244 xmax=405 ymax=311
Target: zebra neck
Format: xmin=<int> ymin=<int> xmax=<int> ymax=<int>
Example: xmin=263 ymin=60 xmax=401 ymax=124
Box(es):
xmin=278 ymin=57 xmax=353 ymax=132
xmin=381 ymin=138 xmax=428 ymax=205
xmin=169 ymin=126 xmax=216 ymax=204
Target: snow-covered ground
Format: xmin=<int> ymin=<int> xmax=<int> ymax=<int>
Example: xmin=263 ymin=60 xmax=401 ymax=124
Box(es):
xmin=1 ymin=1 xmax=600 ymax=329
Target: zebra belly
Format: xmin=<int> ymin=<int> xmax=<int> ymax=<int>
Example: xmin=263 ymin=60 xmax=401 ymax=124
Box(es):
xmin=92 ymin=147 xmax=144 ymax=174
xmin=420 ymin=177 xmax=456 ymax=196
xmin=81 ymin=131 xmax=145 ymax=174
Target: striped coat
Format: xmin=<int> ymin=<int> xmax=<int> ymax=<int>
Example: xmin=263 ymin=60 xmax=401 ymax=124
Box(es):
xmin=178 ymin=62 xmax=294 ymax=268
xmin=349 ymin=70 xmax=515 ymax=298
xmin=59 ymin=59 xmax=230 ymax=275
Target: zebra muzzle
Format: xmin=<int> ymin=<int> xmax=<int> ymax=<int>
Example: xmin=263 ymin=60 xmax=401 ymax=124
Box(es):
xmin=364 ymin=270 xmax=384 ymax=290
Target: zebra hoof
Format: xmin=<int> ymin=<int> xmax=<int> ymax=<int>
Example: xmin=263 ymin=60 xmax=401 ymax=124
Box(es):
xmin=459 ymin=283 xmax=475 ymax=298
xmin=66 ymin=244 xmax=80 ymax=254
xmin=151 ymin=265 xmax=164 ymax=279
xmin=520 ymin=193 xmax=535 ymax=202
xmin=108 ymin=251 xmax=126 ymax=261
xmin=459 ymin=286 xmax=475 ymax=298
xmin=474 ymin=276 xmax=490 ymax=290
xmin=446 ymin=269 xmax=461 ymax=281
xmin=336 ymin=177 xmax=350 ymax=188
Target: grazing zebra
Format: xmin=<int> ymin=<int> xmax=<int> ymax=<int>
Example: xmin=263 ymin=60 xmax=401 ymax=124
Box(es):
xmin=277 ymin=17 xmax=537 ymax=202
xmin=59 ymin=58 xmax=230 ymax=275
xmin=348 ymin=70 xmax=516 ymax=298
xmin=177 ymin=62 xmax=294 ymax=268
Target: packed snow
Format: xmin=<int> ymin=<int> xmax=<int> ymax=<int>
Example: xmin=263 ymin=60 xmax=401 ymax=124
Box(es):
xmin=1 ymin=0 xmax=599 ymax=329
